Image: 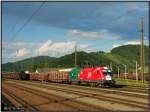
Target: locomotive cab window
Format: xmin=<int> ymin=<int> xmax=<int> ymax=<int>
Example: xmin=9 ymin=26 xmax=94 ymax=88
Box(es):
xmin=103 ymin=70 xmax=112 ymax=76
xmin=107 ymin=71 xmax=112 ymax=76
xmin=103 ymin=71 xmax=107 ymax=75
xmin=97 ymin=70 xmax=99 ymax=74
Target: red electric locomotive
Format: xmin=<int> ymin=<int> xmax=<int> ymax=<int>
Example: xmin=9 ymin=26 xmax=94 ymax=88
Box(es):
xmin=69 ymin=66 xmax=115 ymax=87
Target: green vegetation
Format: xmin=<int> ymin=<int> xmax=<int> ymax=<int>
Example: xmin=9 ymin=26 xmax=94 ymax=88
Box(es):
xmin=2 ymin=45 xmax=149 ymax=73
xmin=115 ymin=78 xmax=148 ymax=87
xmin=111 ymin=45 xmax=148 ymax=65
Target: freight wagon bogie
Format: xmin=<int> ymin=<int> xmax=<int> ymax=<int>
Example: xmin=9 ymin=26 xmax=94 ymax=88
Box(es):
xmin=97 ymin=80 xmax=115 ymax=87
xmin=69 ymin=79 xmax=115 ymax=87
xmin=69 ymin=80 xmax=81 ymax=85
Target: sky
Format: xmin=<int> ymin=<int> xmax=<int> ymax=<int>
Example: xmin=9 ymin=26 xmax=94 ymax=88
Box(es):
xmin=2 ymin=2 xmax=149 ymax=63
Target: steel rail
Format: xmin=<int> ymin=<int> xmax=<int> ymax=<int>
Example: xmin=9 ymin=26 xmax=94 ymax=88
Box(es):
xmin=4 ymin=80 xmax=148 ymax=111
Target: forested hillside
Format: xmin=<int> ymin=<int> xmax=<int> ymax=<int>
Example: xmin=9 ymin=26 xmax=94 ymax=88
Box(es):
xmin=2 ymin=45 xmax=148 ymax=73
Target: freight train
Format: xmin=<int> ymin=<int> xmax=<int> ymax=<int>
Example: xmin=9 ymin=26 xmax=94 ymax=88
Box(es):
xmin=2 ymin=66 xmax=115 ymax=87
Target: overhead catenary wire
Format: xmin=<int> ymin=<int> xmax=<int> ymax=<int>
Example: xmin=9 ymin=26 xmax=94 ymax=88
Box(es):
xmin=3 ymin=2 xmax=45 ymax=66
xmin=8 ymin=19 xmax=20 ymax=38
xmin=9 ymin=2 xmax=45 ymax=42
xmin=87 ymin=8 xmax=143 ymax=70
xmin=99 ymin=8 xmax=138 ymax=28
xmin=3 ymin=3 xmax=144 ymax=69
xmin=87 ymin=8 xmax=139 ymax=49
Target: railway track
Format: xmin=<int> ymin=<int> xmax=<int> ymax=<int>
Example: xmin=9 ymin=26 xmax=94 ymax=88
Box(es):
xmin=4 ymin=79 xmax=148 ymax=98
xmin=6 ymin=82 xmax=148 ymax=110
xmin=2 ymin=84 xmax=108 ymax=111
xmin=4 ymin=78 xmax=148 ymax=93
xmin=44 ymin=81 xmax=148 ymax=95
xmin=2 ymin=88 xmax=38 ymax=111
xmin=3 ymin=78 xmax=148 ymax=92
xmin=7 ymin=79 xmax=148 ymax=98
xmin=3 ymin=79 xmax=148 ymax=111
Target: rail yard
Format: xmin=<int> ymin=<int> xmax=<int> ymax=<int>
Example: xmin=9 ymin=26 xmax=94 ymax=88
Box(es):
xmin=2 ymin=78 xmax=148 ymax=112
xmin=2 ymin=1 xmax=149 ymax=112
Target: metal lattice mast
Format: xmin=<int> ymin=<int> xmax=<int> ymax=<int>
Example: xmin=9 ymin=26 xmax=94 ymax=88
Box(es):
xmin=32 ymin=56 xmax=34 ymax=72
xmin=75 ymin=44 xmax=77 ymax=67
xmin=140 ymin=19 xmax=144 ymax=83
xmin=45 ymin=56 xmax=47 ymax=68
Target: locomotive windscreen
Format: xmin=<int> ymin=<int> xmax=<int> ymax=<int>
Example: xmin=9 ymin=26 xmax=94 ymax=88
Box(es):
xmin=103 ymin=69 xmax=112 ymax=76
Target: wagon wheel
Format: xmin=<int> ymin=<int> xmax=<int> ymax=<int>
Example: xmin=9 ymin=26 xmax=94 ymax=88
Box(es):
xmin=78 ymin=81 xmax=81 ymax=85
xmin=98 ymin=83 xmax=104 ymax=88
xmin=95 ymin=83 xmax=100 ymax=87
xmin=69 ymin=81 xmax=72 ymax=84
xmin=90 ymin=82 xmax=96 ymax=87
xmin=86 ymin=82 xmax=90 ymax=86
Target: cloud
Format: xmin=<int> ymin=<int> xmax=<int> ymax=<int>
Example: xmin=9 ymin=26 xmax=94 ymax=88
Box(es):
xmin=112 ymin=40 xmax=141 ymax=48
xmin=2 ymin=41 xmax=42 ymax=60
xmin=67 ymin=29 xmax=122 ymax=40
xmin=3 ymin=40 xmax=92 ymax=62
xmin=38 ymin=40 xmax=52 ymax=54
xmin=2 ymin=41 xmax=42 ymax=50
xmin=112 ymin=44 xmax=121 ymax=49
xmin=79 ymin=44 xmax=89 ymax=49
xmin=78 ymin=44 xmax=94 ymax=53
xmin=3 ymin=2 xmax=148 ymax=42
xmin=16 ymin=48 xmax=30 ymax=57
xmin=4 ymin=3 xmax=147 ymax=28
xmin=124 ymin=3 xmax=148 ymax=11
xmin=37 ymin=40 xmax=91 ymax=57
xmin=126 ymin=41 xmax=141 ymax=45
xmin=37 ymin=40 xmax=74 ymax=56
xmin=9 ymin=48 xmax=30 ymax=58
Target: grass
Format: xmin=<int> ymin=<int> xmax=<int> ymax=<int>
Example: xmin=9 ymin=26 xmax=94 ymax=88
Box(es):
xmin=114 ymin=78 xmax=149 ymax=88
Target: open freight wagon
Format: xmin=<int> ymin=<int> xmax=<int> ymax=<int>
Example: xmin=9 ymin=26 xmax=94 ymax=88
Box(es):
xmin=2 ymin=71 xmax=30 ymax=80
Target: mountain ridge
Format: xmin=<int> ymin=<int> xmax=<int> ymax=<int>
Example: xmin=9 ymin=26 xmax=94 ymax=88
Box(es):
xmin=2 ymin=45 xmax=148 ymax=73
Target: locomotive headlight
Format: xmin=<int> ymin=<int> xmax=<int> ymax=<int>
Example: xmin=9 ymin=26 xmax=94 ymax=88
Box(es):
xmin=103 ymin=67 xmax=108 ymax=69
xmin=106 ymin=75 xmax=112 ymax=80
xmin=108 ymin=70 xmax=111 ymax=72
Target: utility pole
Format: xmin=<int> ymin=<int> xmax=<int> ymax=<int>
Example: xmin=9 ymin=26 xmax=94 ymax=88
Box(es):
xmin=125 ymin=64 xmax=127 ymax=80
xmin=124 ymin=64 xmax=127 ymax=80
xmin=45 ymin=56 xmax=47 ymax=69
xmin=32 ymin=56 xmax=34 ymax=72
xmin=136 ymin=61 xmax=138 ymax=82
xmin=75 ymin=44 xmax=77 ymax=67
xmin=118 ymin=66 xmax=120 ymax=79
xmin=140 ymin=18 xmax=144 ymax=83
xmin=110 ymin=62 xmax=112 ymax=70
xmin=14 ymin=50 xmax=18 ymax=72
xmin=13 ymin=56 xmax=16 ymax=72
